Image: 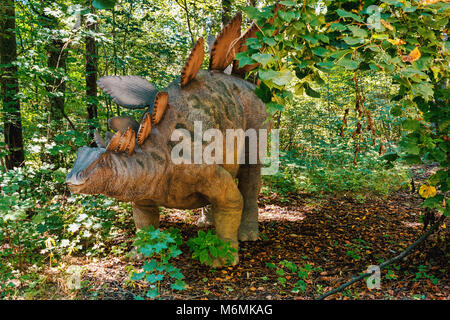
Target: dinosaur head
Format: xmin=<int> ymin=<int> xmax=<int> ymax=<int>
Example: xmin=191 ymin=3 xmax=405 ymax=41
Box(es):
xmin=66 ymin=146 xmax=115 ymax=196
xmin=65 ymin=113 xmax=156 ymax=201
xmin=66 ymin=140 xmax=162 ymax=202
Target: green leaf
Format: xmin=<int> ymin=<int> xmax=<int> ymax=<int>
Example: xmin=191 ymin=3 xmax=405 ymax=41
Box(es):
xmin=276 ymin=268 xmax=285 ymax=276
xmin=199 ymin=250 xmax=210 ymax=264
xmin=255 ymin=82 xmax=272 ymax=103
xmin=343 ymin=37 xmax=364 ymax=46
xmin=336 ymin=58 xmax=360 ymax=70
xmin=245 ymin=38 xmax=261 ymax=50
xmin=153 ymin=242 xmax=168 ymax=253
xmin=131 ymin=272 xmax=145 ymax=281
xmin=348 ymin=25 xmax=368 ymax=38
xmin=146 ymin=287 xmax=159 ymax=299
xmin=402 ymin=119 xmax=420 ymax=131
xmin=266 ymin=102 xmax=284 ymax=115
xmin=430 ymin=148 xmax=446 ymax=162
xmin=302 ymin=34 xmax=318 ymax=44
xmin=390 ymin=104 xmax=403 ymax=116
xmin=422 ymin=195 xmax=444 ymax=210
xmin=251 ymin=53 xmax=273 ymax=66
xmin=336 ymin=9 xmax=363 ymax=22
xmin=145 ymin=273 xmax=159 ymax=284
xmin=258 ymin=69 xmax=279 ymax=81
xmin=266 ymin=262 xmax=276 ymax=269
xmin=316 ymin=34 xmax=330 ymax=44
xmin=263 ymin=37 xmax=277 ymax=47
xmin=404 ymin=142 xmax=420 ymax=155
xmin=278 ymin=277 xmax=287 ymax=285
xmin=168 ymin=247 xmax=182 ymax=258
xmin=243 ymin=6 xmax=261 ymax=20
xmin=170 ymin=270 xmax=185 ymax=280
xmin=279 ymin=1 xmax=296 ymax=6
xmin=411 ymin=82 xmax=434 ymax=100
xmin=312 ymin=47 xmax=328 ymax=57
xmin=170 ymin=280 xmax=186 ymax=291
xmin=235 ymin=52 xmax=255 ymax=68
xmin=278 ymin=10 xmax=296 ymax=22
xmin=143 ymin=260 xmax=158 ymax=272
xmin=209 ymin=246 xmax=219 ymax=258
xmin=272 ymin=70 xmax=293 ymax=86
xmin=92 ymin=0 xmax=116 ymax=10
xmin=304 ymin=83 xmax=321 ymax=98
xmin=381 ymin=0 xmax=400 ymax=4
xmin=383 ymin=152 xmax=399 ymax=162
xmin=330 ymin=23 xmax=347 ymax=31
xmin=316 ymin=61 xmax=335 ymax=73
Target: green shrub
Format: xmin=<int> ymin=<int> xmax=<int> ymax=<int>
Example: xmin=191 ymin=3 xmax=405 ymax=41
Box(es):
xmin=266 ymin=259 xmax=316 ymax=294
xmin=130 ymin=226 xmax=186 ymax=299
xmin=187 ymin=230 xmax=236 ymax=267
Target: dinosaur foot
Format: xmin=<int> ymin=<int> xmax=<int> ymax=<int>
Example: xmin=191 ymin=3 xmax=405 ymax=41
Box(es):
xmin=238 ymin=223 xmax=259 ymax=241
xmin=210 ymin=251 xmax=239 ymax=268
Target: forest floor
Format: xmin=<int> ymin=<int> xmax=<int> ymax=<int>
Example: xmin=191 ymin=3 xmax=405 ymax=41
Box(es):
xmin=38 ymin=165 xmax=449 ymax=300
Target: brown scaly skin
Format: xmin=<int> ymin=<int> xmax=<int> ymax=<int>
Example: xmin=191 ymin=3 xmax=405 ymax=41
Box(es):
xmin=66 ymin=70 xmax=269 ymax=267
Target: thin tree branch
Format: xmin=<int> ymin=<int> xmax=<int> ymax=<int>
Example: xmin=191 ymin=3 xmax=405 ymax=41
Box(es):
xmin=175 ymin=0 xmax=195 ymax=46
xmin=316 ymin=215 xmax=446 ymax=300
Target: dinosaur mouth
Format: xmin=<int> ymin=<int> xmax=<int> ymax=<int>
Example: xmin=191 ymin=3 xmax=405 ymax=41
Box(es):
xmin=66 ymin=181 xmax=83 ymax=193
xmin=66 ymin=146 xmax=105 ymax=190
xmin=66 ymin=172 xmax=86 ymax=186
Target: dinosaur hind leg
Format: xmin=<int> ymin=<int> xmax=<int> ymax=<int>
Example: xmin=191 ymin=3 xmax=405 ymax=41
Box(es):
xmin=198 ymin=166 xmax=243 ymax=267
xmin=237 ymin=164 xmax=261 ymax=241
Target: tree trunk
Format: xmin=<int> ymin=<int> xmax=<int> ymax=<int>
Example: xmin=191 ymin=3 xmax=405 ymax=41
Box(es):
xmin=41 ymin=8 xmax=68 ymax=131
xmin=46 ymin=39 xmax=67 ymax=125
xmin=86 ymin=6 xmax=98 ymax=141
xmin=0 ymin=0 xmax=25 ymax=169
xmin=221 ymin=0 xmax=232 ymax=27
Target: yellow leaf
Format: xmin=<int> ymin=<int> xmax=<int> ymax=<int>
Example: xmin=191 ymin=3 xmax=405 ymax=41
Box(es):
xmin=410 ymin=47 xmax=421 ymax=61
xmin=402 ymin=47 xmax=421 ymax=63
xmin=422 ymin=0 xmax=442 ymax=5
xmin=419 ymin=185 xmax=437 ymax=198
xmin=381 ymin=19 xmax=394 ymax=31
xmin=387 ymin=38 xmax=406 ymax=46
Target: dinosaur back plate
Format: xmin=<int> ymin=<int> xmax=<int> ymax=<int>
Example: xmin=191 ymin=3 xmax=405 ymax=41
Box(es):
xmin=97 ymin=75 xmax=159 ymax=109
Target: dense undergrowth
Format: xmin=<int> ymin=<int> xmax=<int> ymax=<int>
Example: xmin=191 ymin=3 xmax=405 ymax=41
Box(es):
xmin=263 ymin=145 xmax=411 ymax=201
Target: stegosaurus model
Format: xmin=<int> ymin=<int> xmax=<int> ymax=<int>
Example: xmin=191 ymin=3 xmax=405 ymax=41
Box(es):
xmin=66 ymin=12 xmax=271 ymax=266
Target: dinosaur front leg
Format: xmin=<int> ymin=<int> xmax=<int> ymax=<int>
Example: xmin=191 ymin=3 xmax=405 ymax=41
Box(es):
xmin=132 ymin=200 xmax=160 ymax=229
xmin=199 ymin=167 xmax=243 ymax=267
xmin=237 ymin=164 xmax=261 ymax=241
